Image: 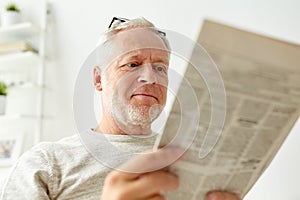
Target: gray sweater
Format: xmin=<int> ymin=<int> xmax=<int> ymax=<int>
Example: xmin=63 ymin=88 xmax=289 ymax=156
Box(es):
xmin=1 ymin=130 xmax=156 ymax=200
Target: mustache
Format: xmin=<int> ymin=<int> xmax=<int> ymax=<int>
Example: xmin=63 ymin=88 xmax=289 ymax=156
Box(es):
xmin=130 ymin=84 xmax=164 ymax=99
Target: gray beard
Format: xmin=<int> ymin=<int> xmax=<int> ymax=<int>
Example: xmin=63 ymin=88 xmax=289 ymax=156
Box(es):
xmin=111 ymin=100 xmax=162 ymax=128
xmin=127 ymin=104 xmax=162 ymax=126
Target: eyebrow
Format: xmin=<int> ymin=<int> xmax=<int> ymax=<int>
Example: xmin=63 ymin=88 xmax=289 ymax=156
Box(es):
xmin=122 ymin=51 xmax=169 ymax=65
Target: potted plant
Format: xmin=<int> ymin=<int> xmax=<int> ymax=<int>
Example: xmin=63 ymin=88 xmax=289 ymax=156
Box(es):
xmin=1 ymin=3 xmax=22 ymax=27
xmin=0 ymin=81 xmax=7 ymax=115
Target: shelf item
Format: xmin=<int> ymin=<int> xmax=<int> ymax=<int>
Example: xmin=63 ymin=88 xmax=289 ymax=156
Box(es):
xmin=0 ymin=41 xmax=37 ymax=55
xmin=0 ymin=22 xmax=39 ymax=43
xmin=6 ymin=84 xmax=45 ymax=116
xmin=0 ymin=51 xmax=40 ymax=70
xmin=0 ymin=133 xmax=23 ymax=167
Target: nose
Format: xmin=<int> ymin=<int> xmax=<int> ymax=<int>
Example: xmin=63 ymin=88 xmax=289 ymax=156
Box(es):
xmin=138 ymin=64 xmax=157 ymax=84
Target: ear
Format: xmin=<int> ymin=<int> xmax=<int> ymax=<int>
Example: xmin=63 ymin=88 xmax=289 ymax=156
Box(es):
xmin=93 ymin=66 xmax=102 ymax=91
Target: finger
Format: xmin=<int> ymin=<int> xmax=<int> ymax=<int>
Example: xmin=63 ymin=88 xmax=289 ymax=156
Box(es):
xmin=206 ymin=191 xmax=241 ymax=200
xmin=118 ymin=146 xmax=184 ymax=176
xmin=146 ymin=194 xmax=165 ymax=200
xmin=133 ymin=171 xmax=179 ymax=198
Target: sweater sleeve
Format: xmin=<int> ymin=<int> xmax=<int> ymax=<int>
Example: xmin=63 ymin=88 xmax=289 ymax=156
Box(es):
xmin=1 ymin=143 xmax=56 ymax=200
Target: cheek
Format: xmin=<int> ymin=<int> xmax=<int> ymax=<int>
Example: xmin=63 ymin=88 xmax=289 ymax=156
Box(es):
xmin=117 ymin=72 xmax=139 ymax=94
xmin=103 ymin=72 xmax=124 ymax=93
xmin=160 ymin=86 xmax=168 ymax=104
xmin=109 ymin=76 xmax=135 ymax=102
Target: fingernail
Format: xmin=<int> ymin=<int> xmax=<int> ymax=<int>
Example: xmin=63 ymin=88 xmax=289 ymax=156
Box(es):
xmin=206 ymin=192 xmax=218 ymax=200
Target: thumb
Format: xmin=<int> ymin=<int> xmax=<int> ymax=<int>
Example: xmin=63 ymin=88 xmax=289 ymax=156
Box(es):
xmin=206 ymin=191 xmax=241 ymax=200
xmin=118 ymin=146 xmax=184 ymax=175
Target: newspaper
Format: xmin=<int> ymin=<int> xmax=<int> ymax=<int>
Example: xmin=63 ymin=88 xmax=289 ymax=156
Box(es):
xmin=154 ymin=20 xmax=300 ymax=200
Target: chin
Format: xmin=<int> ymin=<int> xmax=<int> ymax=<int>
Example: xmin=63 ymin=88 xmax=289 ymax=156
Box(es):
xmin=128 ymin=104 xmax=162 ymax=126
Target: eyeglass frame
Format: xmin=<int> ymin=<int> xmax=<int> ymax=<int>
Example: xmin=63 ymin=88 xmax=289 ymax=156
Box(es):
xmin=108 ymin=17 xmax=167 ymax=37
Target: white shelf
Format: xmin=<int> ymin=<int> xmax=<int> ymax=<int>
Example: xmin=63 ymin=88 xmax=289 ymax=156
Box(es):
xmin=0 ymin=22 xmax=40 ymax=43
xmin=0 ymin=1 xmax=48 ymax=179
xmin=0 ymin=114 xmax=51 ymax=122
xmin=8 ymin=82 xmax=46 ymax=90
xmin=0 ymin=114 xmax=39 ymax=122
xmin=0 ymin=51 xmax=40 ymax=72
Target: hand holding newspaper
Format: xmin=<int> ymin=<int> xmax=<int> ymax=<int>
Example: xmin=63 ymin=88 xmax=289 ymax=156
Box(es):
xmin=154 ymin=20 xmax=300 ymax=200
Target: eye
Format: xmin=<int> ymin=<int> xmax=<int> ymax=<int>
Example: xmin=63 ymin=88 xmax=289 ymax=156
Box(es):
xmin=127 ymin=63 xmax=138 ymax=68
xmin=155 ymin=65 xmax=167 ymax=73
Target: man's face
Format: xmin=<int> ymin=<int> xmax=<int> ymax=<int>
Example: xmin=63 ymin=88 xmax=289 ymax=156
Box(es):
xmin=101 ymin=28 xmax=169 ymax=130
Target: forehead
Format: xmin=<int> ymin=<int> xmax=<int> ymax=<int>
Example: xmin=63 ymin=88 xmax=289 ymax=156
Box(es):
xmin=110 ymin=28 xmax=169 ymax=58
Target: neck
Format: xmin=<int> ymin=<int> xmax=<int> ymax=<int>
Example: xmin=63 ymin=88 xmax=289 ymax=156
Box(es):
xmin=94 ymin=114 xmax=152 ymax=135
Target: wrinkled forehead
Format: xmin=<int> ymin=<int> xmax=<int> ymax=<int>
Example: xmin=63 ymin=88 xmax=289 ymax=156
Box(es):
xmin=109 ymin=28 xmax=169 ymax=59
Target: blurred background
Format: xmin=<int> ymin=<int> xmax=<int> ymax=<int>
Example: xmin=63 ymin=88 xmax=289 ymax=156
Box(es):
xmin=0 ymin=0 xmax=299 ymax=199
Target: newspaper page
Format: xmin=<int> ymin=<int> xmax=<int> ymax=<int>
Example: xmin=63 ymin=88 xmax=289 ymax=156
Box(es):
xmin=154 ymin=20 xmax=300 ymax=200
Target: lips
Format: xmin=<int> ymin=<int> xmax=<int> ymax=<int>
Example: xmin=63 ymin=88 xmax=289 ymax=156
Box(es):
xmin=131 ymin=93 xmax=158 ymax=101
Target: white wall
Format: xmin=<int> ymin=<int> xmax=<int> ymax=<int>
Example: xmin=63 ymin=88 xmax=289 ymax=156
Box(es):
xmin=44 ymin=0 xmax=300 ymax=199
xmin=45 ymin=0 xmax=300 ymax=139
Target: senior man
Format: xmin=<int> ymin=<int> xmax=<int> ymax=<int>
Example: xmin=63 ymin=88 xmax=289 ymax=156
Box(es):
xmin=1 ymin=17 xmax=240 ymax=200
